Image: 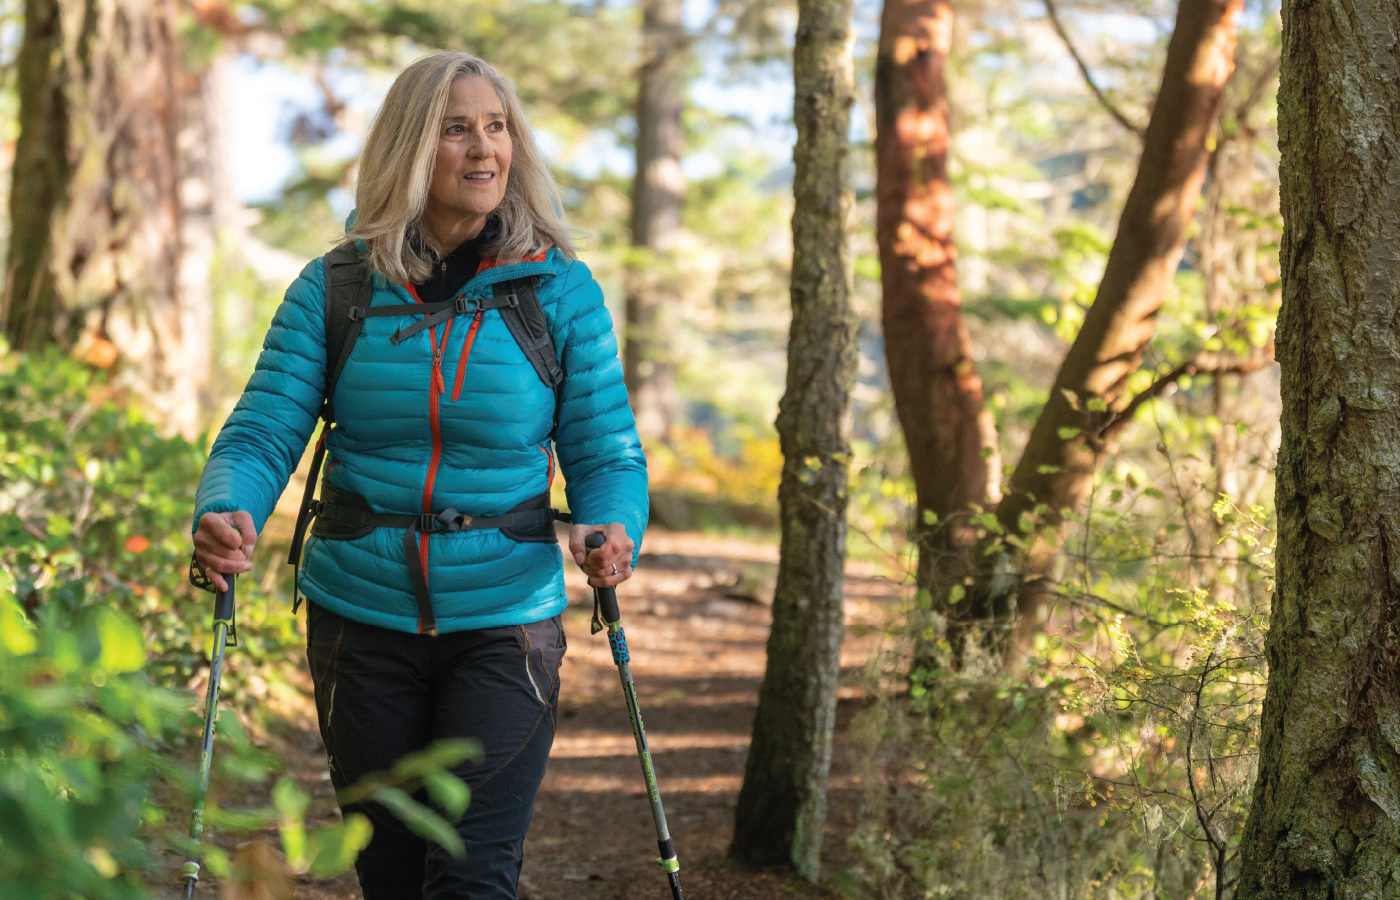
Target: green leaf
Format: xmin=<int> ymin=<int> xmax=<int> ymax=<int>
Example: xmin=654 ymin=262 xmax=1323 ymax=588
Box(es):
xmin=96 ymin=608 xmax=145 ymax=673
xmin=273 ymin=778 xmax=310 ymax=868
xmin=306 ymin=813 xmax=374 ymax=877
xmin=1036 ymin=465 xmax=1062 ymax=475
xmin=423 ymin=771 xmax=470 ymax=820
xmin=1085 ymin=397 xmax=1108 ymax=412
xmin=369 ymin=786 xmax=465 ymax=859
xmin=0 ymin=586 xmax=37 ymax=656
xmin=1057 ymin=427 xmax=1082 ymax=440
xmin=1144 ymin=487 xmax=1165 ymax=500
xmin=948 ymin=585 xmax=966 ymax=606
xmin=390 ymin=739 xmax=481 ymax=780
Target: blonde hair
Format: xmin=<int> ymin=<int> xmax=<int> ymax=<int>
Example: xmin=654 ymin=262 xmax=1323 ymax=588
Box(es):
xmin=346 ymin=51 xmax=576 ymax=283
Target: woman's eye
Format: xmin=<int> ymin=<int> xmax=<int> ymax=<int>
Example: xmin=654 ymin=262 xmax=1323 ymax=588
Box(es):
xmin=446 ymin=124 xmax=465 ymax=135
xmin=488 ymin=121 xmax=505 ymax=132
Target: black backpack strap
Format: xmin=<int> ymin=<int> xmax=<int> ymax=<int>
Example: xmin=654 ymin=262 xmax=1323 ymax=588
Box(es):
xmin=323 ymin=243 xmax=375 ymax=419
xmin=495 ymin=277 xmax=564 ymax=428
xmin=287 ymin=244 xmax=373 ymax=612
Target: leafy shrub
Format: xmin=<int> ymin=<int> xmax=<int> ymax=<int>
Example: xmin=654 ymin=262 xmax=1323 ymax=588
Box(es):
xmin=0 ymin=344 xmax=299 ymax=693
xmin=0 ymin=574 xmax=475 ymax=897
xmin=846 ymin=490 xmax=1274 ymax=900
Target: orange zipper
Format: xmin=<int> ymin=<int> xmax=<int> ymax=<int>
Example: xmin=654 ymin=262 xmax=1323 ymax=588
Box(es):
xmin=402 ymin=282 xmax=452 ymax=633
xmin=401 ymin=281 xmax=491 ymax=632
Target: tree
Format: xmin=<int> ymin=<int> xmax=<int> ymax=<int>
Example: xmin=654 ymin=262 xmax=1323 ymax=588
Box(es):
xmin=5 ymin=0 xmax=66 ymax=349
xmin=729 ymin=0 xmax=857 ymax=878
xmin=874 ymin=0 xmax=998 ymax=632
xmin=6 ymin=0 xmax=190 ymax=430
xmin=963 ymin=0 xmax=1243 ymax=669
xmin=624 ymin=0 xmax=687 ymax=441
xmin=1234 ymin=0 xmax=1400 ymax=894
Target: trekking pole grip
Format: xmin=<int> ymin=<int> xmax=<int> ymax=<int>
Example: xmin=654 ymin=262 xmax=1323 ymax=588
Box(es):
xmin=214 ymin=576 xmax=235 ymax=623
xmin=584 ymin=533 xmax=621 ymax=625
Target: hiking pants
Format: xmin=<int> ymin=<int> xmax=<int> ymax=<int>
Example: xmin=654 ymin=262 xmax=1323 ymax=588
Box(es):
xmin=306 ymin=600 xmax=564 ymax=900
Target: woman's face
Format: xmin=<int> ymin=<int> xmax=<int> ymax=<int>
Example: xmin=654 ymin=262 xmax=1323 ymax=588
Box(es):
xmin=425 ymin=76 xmax=512 ymax=232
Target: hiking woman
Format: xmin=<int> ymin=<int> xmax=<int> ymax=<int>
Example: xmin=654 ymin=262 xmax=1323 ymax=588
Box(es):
xmin=190 ymin=51 xmax=647 ymax=899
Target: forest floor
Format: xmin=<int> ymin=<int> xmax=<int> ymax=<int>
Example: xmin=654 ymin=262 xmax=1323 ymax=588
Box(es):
xmin=161 ymin=527 xmax=907 ymax=900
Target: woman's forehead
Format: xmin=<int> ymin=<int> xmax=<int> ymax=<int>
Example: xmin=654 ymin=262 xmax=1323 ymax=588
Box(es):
xmin=444 ymin=76 xmax=505 ymax=119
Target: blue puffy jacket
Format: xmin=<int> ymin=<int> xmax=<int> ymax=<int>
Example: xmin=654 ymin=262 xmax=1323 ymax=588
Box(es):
xmin=193 ymin=243 xmax=648 ymax=634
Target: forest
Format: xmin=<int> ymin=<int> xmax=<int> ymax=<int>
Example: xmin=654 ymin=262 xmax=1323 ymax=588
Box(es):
xmin=0 ymin=0 xmax=1393 ymax=897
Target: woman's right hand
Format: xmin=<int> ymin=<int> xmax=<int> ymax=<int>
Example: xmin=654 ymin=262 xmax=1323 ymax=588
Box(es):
xmin=193 ymin=511 xmax=258 ymax=592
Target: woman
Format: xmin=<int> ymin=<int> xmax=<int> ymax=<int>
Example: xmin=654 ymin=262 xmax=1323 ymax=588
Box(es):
xmin=191 ymin=51 xmax=647 ymax=899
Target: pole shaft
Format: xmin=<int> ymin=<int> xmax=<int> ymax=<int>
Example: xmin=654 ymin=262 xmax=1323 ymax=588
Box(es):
xmin=183 ymin=574 xmax=235 ymax=897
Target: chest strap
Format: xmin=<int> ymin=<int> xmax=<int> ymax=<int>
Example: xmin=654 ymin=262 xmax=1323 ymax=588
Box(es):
xmin=353 ymin=292 xmax=522 ymax=346
xmin=304 ymin=482 xmax=571 ymax=635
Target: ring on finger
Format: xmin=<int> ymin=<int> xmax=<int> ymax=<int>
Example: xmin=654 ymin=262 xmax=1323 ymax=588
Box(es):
xmin=611 ymin=564 xmax=618 ymax=575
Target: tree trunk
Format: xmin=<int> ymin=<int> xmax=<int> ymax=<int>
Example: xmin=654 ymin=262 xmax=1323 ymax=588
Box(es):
xmin=176 ymin=47 xmax=239 ymax=437
xmin=874 ymin=0 xmax=999 ymax=636
xmin=966 ymin=0 xmax=1242 ymax=669
xmin=4 ymin=0 xmax=67 ymax=348
xmin=624 ymin=0 xmax=686 ymax=442
xmin=1234 ymin=0 xmax=1400 ymax=894
xmin=729 ymin=0 xmax=856 ymax=878
xmin=9 ymin=0 xmax=186 ymax=428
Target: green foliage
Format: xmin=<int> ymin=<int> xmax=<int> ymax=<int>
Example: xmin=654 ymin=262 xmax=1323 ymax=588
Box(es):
xmin=0 ymin=569 xmax=476 ymax=895
xmin=848 ymin=474 xmax=1276 ymax=899
xmin=0 ymin=574 xmax=188 ymax=899
xmin=0 ymin=345 xmax=299 ymax=696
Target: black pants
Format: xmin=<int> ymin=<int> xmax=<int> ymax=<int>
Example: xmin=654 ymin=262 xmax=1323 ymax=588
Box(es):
xmin=306 ymin=601 xmax=564 ymax=899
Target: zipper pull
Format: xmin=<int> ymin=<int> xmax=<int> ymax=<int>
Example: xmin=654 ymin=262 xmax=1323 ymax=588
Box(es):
xmin=433 ymin=345 xmax=446 ymax=394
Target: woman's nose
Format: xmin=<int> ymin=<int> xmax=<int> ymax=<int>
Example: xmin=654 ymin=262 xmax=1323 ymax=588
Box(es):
xmin=466 ymin=129 xmax=494 ymax=159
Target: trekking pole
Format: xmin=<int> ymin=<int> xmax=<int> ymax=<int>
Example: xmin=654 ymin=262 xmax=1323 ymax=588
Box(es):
xmin=181 ymin=573 xmax=237 ymax=899
xmin=584 ymin=533 xmax=684 ymax=899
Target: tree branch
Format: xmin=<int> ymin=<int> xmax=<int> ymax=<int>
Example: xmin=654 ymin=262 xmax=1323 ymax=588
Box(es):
xmin=1043 ymin=0 xmax=1147 ymax=138
xmin=1104 ymin=347 xmax=1274 ymax=438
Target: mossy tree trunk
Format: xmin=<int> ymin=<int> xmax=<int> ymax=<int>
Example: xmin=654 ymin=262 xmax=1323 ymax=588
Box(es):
xmin=6 ymin=0 xmax=186 ymax=428
xmin=729 ymin=0 xmax=856 ymax=879
xmin=624 ymin=0 xmax=687 ymax=442
xmin=4 ymin=0 xmax=67 ymax=348
xmin=874 ymin=0 xmax=998 ymax=656
xmin=1234 ymin=0 xmax=1400 ymax=894
xmin=964 ymin=0 xmax=1242 ymax=670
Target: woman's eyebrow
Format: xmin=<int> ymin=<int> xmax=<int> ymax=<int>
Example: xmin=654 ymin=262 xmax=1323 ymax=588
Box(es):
xmin=442 ymin=112 xmax=507 ymax=124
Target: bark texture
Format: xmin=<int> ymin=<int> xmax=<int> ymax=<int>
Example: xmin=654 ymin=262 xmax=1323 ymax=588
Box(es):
xmin=1235 ymin=0 xmax=1400 ymax=895
xmin=967 ymin=0 xmax=1241 ymax=669
xmin=176 ymin=48 xmax=239 ymax=437
xmin=874 ymin=0 xmax=997 ymax=611
xmin=8 ymin=0 xmax=186 ymax=427
xmin=624 ymin=0 xmax=687 ymax=441
xmin=5 ymin=0 xmax=67 ymax=348
xmin=729 ymin=0 xmax=857 ymax=878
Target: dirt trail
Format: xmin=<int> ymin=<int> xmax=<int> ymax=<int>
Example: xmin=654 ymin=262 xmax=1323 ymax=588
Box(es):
xmin=176 ymin=528 xmax=904 ymax=899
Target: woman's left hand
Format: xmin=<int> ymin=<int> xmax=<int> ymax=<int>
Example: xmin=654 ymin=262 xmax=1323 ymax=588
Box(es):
xmin=569 ymin=523 xmax=634 ymax=588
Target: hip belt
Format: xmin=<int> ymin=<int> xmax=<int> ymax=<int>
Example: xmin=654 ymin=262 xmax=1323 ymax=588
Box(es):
xmin=305 ymin=481 xmax=571 ymax=635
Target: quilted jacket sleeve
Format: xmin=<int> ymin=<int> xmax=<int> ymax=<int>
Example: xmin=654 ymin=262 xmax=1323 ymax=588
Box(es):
xmin=193 ymin=258 xmax=327 ymax=535
xmin=552 ymin=260 xmax=649 ymax=562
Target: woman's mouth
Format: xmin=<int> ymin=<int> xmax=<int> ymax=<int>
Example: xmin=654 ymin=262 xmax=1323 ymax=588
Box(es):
xmin=465 ymin=172 xmax=494 ymax=181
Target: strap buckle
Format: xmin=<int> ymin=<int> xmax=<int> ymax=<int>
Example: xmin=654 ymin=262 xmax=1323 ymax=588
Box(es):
xmin=454 ymin=296 xmax=480 ymax=314
xmin=502 ymin=291 xmax=520 ymax=309
xmin=347 ymin=306 xmax=363 ymax=321
xmin=436 ymin=508 xmax=471 ymax=532
xmin=418 ymin=513 xmax=438 ymax=533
